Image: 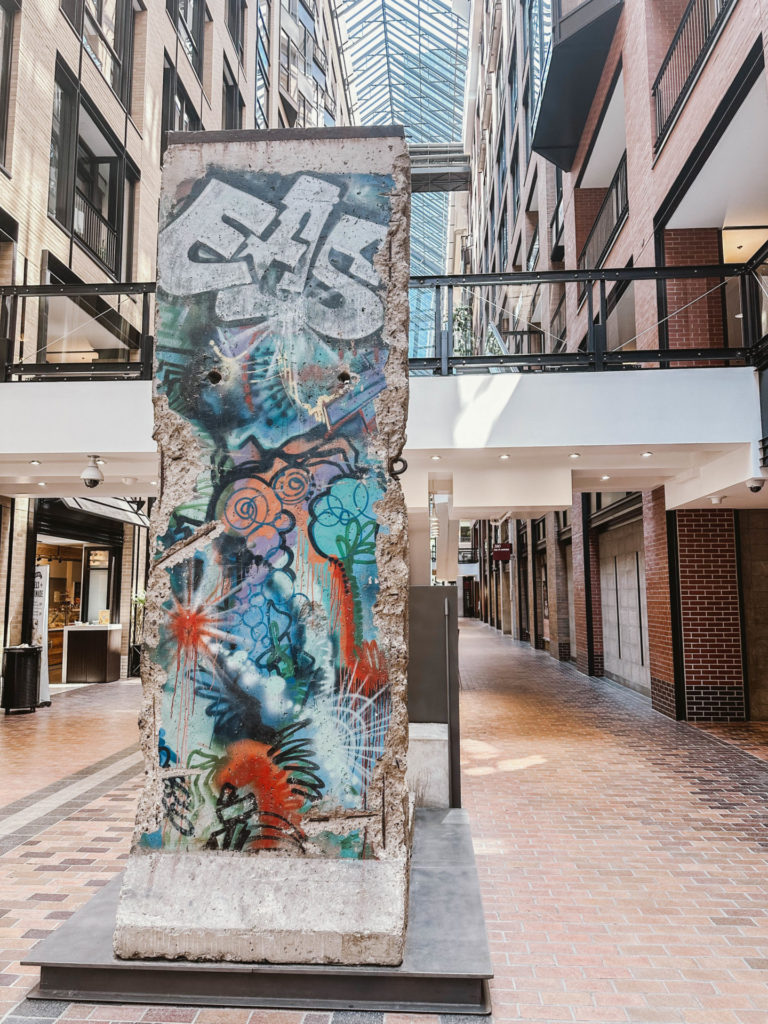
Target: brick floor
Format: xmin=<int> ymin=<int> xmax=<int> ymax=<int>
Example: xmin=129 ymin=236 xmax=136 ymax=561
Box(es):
xmin=2 ymin=622 xmax=768 ymax=1023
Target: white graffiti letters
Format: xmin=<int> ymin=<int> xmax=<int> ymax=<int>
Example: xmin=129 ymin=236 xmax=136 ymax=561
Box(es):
xmin=159 ymin=174 xmax=386 ymax=341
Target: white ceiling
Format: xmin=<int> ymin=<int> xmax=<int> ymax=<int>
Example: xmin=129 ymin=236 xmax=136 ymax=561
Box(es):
xmin=667 ymin=77 xmax=768 ymax=235
xmin=580 ymin=73 xmax=626 ymax=189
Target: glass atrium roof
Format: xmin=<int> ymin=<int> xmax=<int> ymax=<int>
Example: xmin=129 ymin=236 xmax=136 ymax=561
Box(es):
xmin=341 ymin=0 xmax=469 ymax=275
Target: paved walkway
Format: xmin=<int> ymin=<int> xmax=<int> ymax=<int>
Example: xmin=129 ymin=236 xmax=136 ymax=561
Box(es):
xmin=1 ymin=621 xmax=768 ymax=1024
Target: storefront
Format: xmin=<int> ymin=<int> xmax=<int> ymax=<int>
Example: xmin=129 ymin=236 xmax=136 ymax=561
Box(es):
xmin=21 ymin=497 xmax=149 ymax=685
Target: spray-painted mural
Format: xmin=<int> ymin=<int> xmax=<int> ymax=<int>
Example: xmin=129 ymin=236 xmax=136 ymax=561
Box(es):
xmin=143 ymin=168 xmax=398 ymax=859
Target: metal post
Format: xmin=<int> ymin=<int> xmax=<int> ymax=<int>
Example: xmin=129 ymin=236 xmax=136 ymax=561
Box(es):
xmin=595 ymin=278 xmax=607 ymax=371
xmin=0 ymin=336 xmax=9 ymax=383
xmin=446 ymin=284 xmax=454 ymax=372
xmin=586 ymin=281 xmax=595 ymax=366
xmin=140 ymin=291 xmax=153 ymax=380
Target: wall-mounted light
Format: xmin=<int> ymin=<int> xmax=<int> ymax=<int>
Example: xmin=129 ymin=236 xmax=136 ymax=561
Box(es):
xmin=499 ymin=454 xmax=510 ymax=461
xmin=641 ymin=451 xmax=653 ymax=458
xmin=431 ymin=455 xmax=441 ymax=461
xmin=29 ymin=459 xmax=41 ymax=466
xmin=569 ymin=452 xmax=580 ymax=459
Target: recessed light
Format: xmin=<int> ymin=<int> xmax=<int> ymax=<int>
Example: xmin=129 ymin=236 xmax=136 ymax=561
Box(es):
xmin=641 ymin=451 xmax=653 ymax=458
xmin=711 ymin=495 xmax=724 ymax=505
xmin=96 ymin=458 xmax=106 ymax=465
xmin=601 ymin=475 xmax=611 ymax=481
xmin=431 ymin=455 xmax=441 ymax=461
xmin=150 ymin=480 xmax=157 ymax=486
xmin=38 ymin=482 xmax=46 ymax=487
xmin=569 ymin=452 xmax=580 ymax=459
xmin=499 ymin=454 xmax=510 ymax=460
xmin=735 ymin=313 xmax=744 ymax=320
xmin=29 ymin=459 xmax=41 ymax=466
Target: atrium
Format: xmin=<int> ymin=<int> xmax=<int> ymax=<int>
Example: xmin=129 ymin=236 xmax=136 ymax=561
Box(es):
xmin=2 ymin=2 xmax=768 ymax=1023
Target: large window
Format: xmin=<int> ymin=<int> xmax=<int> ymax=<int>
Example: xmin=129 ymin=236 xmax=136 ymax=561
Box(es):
xmin=61 ymin=1 xmax=136 ymax=108
xmin=0 ymin=1 xmax=15 ymax=168
xmin=222 ymin=60 xmax=243 ymax=129
xmin=227 ymin=0 xmax=246 ymax=63
xmin=162 ymin=53 xmax=201 ymax=153
xmin=48 ymin=64 xmax=137 ymax=278
xmin=166 ymin=0 xmax=204 ymax=78
xmin=255 ymin=0 xmax=270 ymax=128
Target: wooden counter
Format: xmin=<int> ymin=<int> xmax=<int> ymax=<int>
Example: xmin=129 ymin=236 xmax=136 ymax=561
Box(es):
xmin=62 ymin=625 xmax=122 ymax=684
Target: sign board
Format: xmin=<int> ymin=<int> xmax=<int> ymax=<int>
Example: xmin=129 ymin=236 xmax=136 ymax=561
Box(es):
xmin=31 ymin=564 xmax=50 ymax=703
xmin=492 ymin=543 xmax=512 ymax=562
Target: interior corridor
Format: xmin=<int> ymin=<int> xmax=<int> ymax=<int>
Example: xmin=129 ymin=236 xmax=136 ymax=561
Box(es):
xmin=2 ymin=623 xmax=768 ymax=1022
xmin=459 ymin=618 xmax=768 ymax=1023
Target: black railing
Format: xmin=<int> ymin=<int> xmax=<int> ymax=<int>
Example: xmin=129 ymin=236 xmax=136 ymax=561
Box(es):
xmin=578 ymin=153 xmax=628 ymax=277
xmin=652 ymin=0 xmax=736 ymax=148
xmin=1 ymin=263 xmax=764 ymax=382
xmin=458 ymin=548 xmax=480 ymax=564
xmin=74 ymin=189 xmax=119 ymax=275
xmin=0 ymin=282 xmax=154 ymax=382
xmin=409 ymin=263 xmax=757 ymax=375
xmin=550 ymin=196 xmax=564 ymax=262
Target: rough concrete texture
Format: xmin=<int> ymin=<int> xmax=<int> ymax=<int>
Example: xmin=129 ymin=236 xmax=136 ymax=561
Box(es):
xmin=115 ymin=129 xmax=412 ymax=964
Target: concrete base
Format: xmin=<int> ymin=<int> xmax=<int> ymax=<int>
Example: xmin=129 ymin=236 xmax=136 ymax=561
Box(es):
xmin=114 ymin=851 xmax=407 ymax=965
xmin=25 ymin=809 xmax=491 ymax=1014
xmin=406 ymin=723 xmax=450 ymax=808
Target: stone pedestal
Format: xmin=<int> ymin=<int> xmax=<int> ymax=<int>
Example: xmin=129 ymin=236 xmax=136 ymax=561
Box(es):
xmin=114 ymin=128 xmax=411 ymax=965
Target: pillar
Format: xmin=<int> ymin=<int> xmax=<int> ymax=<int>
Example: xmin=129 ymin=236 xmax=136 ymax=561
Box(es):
xmin=641 ymin=488 xmax=680 ymax=718
xmin=546 ymin=511 xmax=571 ymax=661
xmin=571 ymin=493 xmax=603 ymax=676
xmin=115 ymin=129 xmax=412 ymax=964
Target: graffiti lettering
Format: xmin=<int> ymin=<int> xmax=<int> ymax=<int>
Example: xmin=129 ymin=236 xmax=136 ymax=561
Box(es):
xmin=159 ymin=174 xmax=385 ymax=340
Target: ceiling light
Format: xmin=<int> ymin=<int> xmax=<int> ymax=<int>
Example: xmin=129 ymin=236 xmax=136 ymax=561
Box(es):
xmin=431 ymin=455 xmax=441 ymax=461
xmin=96 ymin=458 xmax=106 ymax=465
xmin=38 ymin=482 xmax=46 ymax=487
xmin=641 ymin=451 xmax=653 ymax=458
xmin=499 ymin=454 xmax=510 ymax=461
xmin=601 ymin=475 xmax=611 ymax=481
xmin=150 ymin=480 xmax=157 ymax=486
xmin=569 ymin=452 xmax=580 ymax=459
xmin=29 ymin=459 xmax=41 ymax=466
xmin=735 ymin=313 xmax=744 ymax=320
xmin=711 ymin=495 xmax=724 ymax=505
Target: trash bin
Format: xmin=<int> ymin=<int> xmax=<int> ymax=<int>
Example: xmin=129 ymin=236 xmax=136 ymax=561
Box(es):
xmin=1 ymin=645 xmax=42 ymax=714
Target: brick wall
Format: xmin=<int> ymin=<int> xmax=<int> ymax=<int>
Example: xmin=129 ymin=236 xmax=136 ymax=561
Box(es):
xmin=738 ymin=510 xmax=768 ymax=720
xmin=574 ymin=188 xmax=609 ymax=257
xmin=546 ymin=511 xmax=571 ymax=661
xmin=642 ymin=488 xmax=678 ymax=718
xmin=663 ymin=229 xmax=726 ymax=350
xmin=677 ymin=509 xmax=746 ymax=720
xmin=571 ymin=494 xmax=604 ymax=677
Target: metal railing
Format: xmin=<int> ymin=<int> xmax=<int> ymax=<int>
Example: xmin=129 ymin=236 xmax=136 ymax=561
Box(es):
xmin=1 ymin=262 xmax=764 ymax=382
xmin=550 ymin=195 xmax=564 ymax=261
xmin=652 ymin=0 xmax=736 ymax=148
xmin=0 ymin=282 xmax=154 ymax=382
xmin=578 ymin=153 xmax=628 ymax=278
xmin=74 ymin=189 xmax=119 ymax=275
xmin=409 ymin=263 xmax=756 ymax=375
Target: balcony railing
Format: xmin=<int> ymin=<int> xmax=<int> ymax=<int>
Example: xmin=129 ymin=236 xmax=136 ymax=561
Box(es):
xmin=551 ymin=293 xmax=567 ymax=351
xmin=74 ymin=189 xmax=118 ymax=275
xmin=458 ymin=548 xmax=480 ymax=564
xmin=550 ymin=196 xmax=564 ymax=262
xmin=652 ymin=0 xmax=736 ymax=148
xmin=578 ymin=152 xmax=628 ymax=283
xmin=0 ymin=282 xmax=153 ymax=382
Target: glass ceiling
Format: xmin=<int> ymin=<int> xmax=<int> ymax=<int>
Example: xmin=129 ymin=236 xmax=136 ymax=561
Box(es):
xmin=341 ymin=0 xmax=469 ymax=276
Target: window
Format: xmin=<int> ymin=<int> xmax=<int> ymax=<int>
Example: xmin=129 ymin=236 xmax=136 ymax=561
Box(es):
xmin=48 ymin=64 xmax=137 ymax=278
xmin=255 ymin=2 xmax=270 ymax=128
xmin=227 ymin=0 xmax=246 ymax=62
xmin=0 ymin=1 xmax=15 ymax=167
xmin=48 ymin=67 xmax=77 ymax=228
xmin=61 ymin=1 xmax=135 ymax=107
xmin=167 ymin=0 xmax=204 ymax=78
xmin=222 ymin=60 xmax=243 ymax=129
xmin=161 ymin=55 xmax=201 ymax=155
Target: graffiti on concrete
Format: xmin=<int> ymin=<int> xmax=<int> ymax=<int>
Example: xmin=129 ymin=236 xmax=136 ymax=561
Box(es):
xmin=142 ymin=169 xmax=397 ymax=859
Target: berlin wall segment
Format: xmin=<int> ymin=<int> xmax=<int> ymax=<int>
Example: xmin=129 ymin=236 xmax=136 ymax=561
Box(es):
xmin=114 ymin=130 xmax=412 ymax=965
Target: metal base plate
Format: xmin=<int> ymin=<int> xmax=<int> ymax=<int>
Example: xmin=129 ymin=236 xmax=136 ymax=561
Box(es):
xmin=25 ymin=808 xmax=492 ymax=1015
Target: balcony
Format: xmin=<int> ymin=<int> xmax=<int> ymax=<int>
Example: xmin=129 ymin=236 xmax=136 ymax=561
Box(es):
xmin=74 ymin=189 xmax=118 ymax=276
xmin=578 ymin=152 xmax=628 ymax=282
xmin=531 ymin=0 xmax=624 ymax=170
xmin=652 ymin=0 xmax=737 ymax=149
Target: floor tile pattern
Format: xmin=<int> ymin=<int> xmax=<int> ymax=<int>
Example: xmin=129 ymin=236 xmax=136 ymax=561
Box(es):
xmin=2 ymin=623 xmax=768 ymax=1022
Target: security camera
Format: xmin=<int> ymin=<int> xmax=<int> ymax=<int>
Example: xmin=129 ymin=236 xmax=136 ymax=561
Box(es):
xmin=81 ymin=455 xmax=104 ymax=490
xmin=748 ymin=478 xmax=765 ymax=494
